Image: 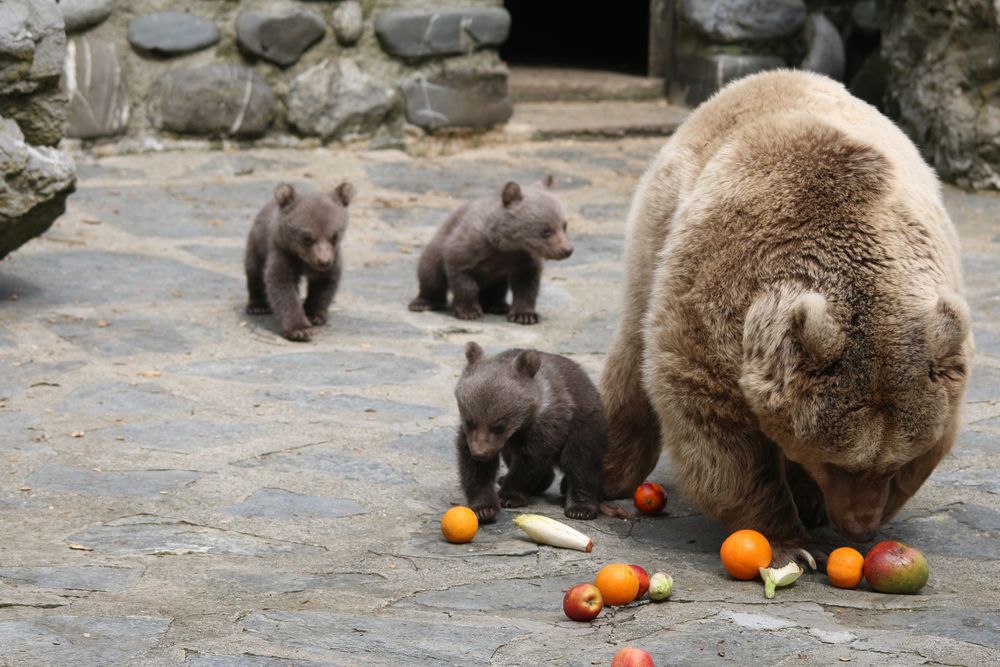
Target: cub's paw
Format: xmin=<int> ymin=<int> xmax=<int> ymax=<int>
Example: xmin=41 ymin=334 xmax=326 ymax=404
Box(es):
xmin=284 ymin=327 xmax=314 ymax=342
xmin=474 ymin=504 xmax=500 ymax=524
xmin=408 ymin=298 xmax=440 ymax=312
xmin=499 ymin=492 xmax=529 ymax=508
xmin=483 ymin=302 xmax=511 ymax=315
xmin=508 ymin=311 xmax=539 ymax=325
xmin=455 ymin=305 xmax=484 ymax=320
xmin=565 ymin=503 xmax=599 ymax=520
xmin=307 ymin=313 xmax=328 ymax=326
xmin=769 ymin=540 xmax=828 ymax=572
xmin=246 ymin=303 xmax=271 ymax=315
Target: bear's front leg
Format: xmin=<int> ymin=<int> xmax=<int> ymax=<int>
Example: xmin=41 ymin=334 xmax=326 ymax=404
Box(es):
xmin=508 ymin=261 xmax=541 ymax=324
xmin=265 ymin=253 xmax=313 ymax=341
xmin=304 ymin=264 xmax=341 ymax=327
xmin=456 ymin=431 xmax=500 ymax=523
xmin=499 ymin=449 xmax=555 ymax=508
xmin=448 ymin=271 xmax=483 ymax=320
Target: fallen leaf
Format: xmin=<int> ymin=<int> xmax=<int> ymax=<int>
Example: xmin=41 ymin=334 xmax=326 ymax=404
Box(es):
xmin=82 ymin=218 xmax=102 ymax=225
xmin=70 ymin=431 xmax=85 ymax=438
xmin=29 ymin=382 xmax=60 ymax=388
xmin=207 ymin=219 xmax=225 ymax=227
xmin=138 ymin=370 xmax=161 ymax=378
xmin=68 ymin=543 xmax=93 ymax=551
xmin=18 ymin=485 xmax=31 ymax=492
xmin=96 ymin=320 xmax=110 ymax=328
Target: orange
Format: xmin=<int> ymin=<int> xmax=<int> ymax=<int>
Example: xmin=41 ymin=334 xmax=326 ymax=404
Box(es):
xmin=827 ymin=546 xmax=864 ymax=589
xmin=720 ymin=529 xmax=772 ymax=580
xmin=594 ymin=563 xmax=640 ymax=605
xmin=440 ymin=506 xmax=478 ymax=544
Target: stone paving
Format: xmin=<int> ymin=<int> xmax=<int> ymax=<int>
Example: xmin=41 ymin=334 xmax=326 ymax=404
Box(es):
xmin=0 ymin=138 xmax=998 ymax=666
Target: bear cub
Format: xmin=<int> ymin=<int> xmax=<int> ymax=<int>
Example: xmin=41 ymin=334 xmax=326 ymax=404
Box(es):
xmin=245 ymin=182 xmax=354 ymax=341
xmin=453 ymin=342 xmax=606 ymax=522
xmin=409 ymin=176 xmax=573 ymax=324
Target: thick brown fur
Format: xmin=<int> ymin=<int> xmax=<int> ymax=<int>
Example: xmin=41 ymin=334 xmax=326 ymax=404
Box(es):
xmin=245 ymin=182 xmax=354 ymax=341
xmin=408 ymin=177 xmax=573 ymax=324
xmin=454 ymin=342 xmax=606 ymax=522
xmin=600 ymin=70 xmax=972 ymax=568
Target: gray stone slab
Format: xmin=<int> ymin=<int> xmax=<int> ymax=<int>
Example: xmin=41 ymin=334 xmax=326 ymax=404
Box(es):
xmin=236 ymin=10 xmax=325 ymax=67
xmin=965 ymin=364 xmax=1000 ymax=403
xmin=375 ymin=203 xmax=451 ymax=229
xmin=558 ymin=310 xmax=619 ymax=355
xmin=256 ymin=388 xmax=443 ymax=423
xmin=384 ymin=428 xmax=455 ymax=465
xmin=347 ymin=258 xmax=418 ymax=305
xmin=862 ymin=607 xmax=1000 ymax=649
xmin=0 ymin=565 xmax=140 ymax=593
xmin=64 ymin=35 xmax=129 ymax=139
xmin=579 ymin=202 xmax=630 ymax=221
xmin=401 ymin=72 xmax=513 ymax=130
xmin=678 ymin=0 xmax=807 ymax=42
xmin=365 ymin=160 xmax=589 ymax=197
xmin=0 ymin=410 xmax=45 ymax=451
xmin=953 ymin=428 xmax=1000 ymax=457
xmin=59 ymin=381 xmax=194 ymax=418
xmin=172 ymin=351 xmax=437 ymax=388
xmin=889 ymin=504 xmax=1000 ymax=560
xmin=0 ymin=615 xmax=170 ymax=666
xmin=106 ymin=420 xmax=266 ymax=454
xmin=395 ymin=574 xmax=579 ymax=614
xmin=374 ymin=8 xmax=510 ymax=59
xmin=26 ymin=464 xmax=204 ymax=497
xmin=0 ymin=251 xmax=239 ymax=304
xmin=186 ymin=653 xmax=333 ymax=667
xmin=932 ymin=466 xmax=1000 ymax=494
xmin=58 ymin=0 xmax=113 ymax=33
xmin=223 ymin=488 xmax=366 ymax=519
xmin=242 ymin=610 xmax=528 ymax=665
xmin=180 ymin=244 xmax=243 ymax=264
xmin=398 ymin=515 xmax=540 ymax=558
xmin=236 ymin=444 xmax=415 ymax=487
xmin=127 ymin=11 xmax=220 ymax=56
xmin=210 ymin=570 xmax=382 ymax=595
xmin=48 ymin=315 xmax=220 ymax=356
xmin=67 ymin=515 xmax=325 ymax=557
xmin=188 ymin=153 xmax=307 ymax=179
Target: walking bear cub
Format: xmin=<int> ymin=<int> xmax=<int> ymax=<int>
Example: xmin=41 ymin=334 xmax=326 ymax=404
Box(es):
xmin=245 ymin=182 xmax=354 ymax=341
xmin=454 ymin=342 xmax=606 ymax=522
xmin=409 ymin=177 xmax=573 ymax=324
xmin=600 ymin=70 xmax=972 ymax=569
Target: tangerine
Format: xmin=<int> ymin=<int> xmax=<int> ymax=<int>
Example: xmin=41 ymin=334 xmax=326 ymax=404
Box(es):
xmin=594 ymin=563 xmax=640 ymax=605
xmin=719 ymin=529 xmax=772 ymax=580
xmin=827 ymin=546 xmax=864 ymax=589
xmin=440 ymin=506 xmax=478 ymax=544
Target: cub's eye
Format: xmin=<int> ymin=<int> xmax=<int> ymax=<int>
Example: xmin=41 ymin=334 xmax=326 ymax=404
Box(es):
xmin=562 ymin=221 xmax=568 ymax=231
xmin=491 ymin=422 xmax=506 ymax=434
xmin=330 ymin=232 xmax=339 ymax=244
xmin=541 ymin=228 xmax=553 ymax=239
xmin=302 ymin=234 xmax=315 ymax=246
xmin=465 ymin=419 xmax=476 ymax=430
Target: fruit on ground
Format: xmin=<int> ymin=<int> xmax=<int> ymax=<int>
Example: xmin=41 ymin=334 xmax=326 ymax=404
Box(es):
xmin=719 ymin=529 xmax=772 ymax=580
xmin=630 ymin=564 xmax=650 ymax=598
xmin=611 ymin=646 xmax=656 ymax=666
xmin=827 ymin=546 xmax=865 ymax=589
xmin=594 ymin=563 xmax=640 ymax=605
xmin=440 ymin=506 xmax=478 ymax=544
xmin=563 ymin=583 xmax=603 ymax=621
xmin=863 ymin=540 xmax=929 ymax=594
xmin=648 ymin=572 xmax=673 ymax=601
xmin=633 ymin=482 xmax=667 ymax=514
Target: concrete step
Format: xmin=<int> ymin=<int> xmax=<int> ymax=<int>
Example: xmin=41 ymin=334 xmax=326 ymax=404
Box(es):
xmin=508 ymin=66 xmax=665 ymax=103
xmin=509 ymin=99 xmax=689 ymax=140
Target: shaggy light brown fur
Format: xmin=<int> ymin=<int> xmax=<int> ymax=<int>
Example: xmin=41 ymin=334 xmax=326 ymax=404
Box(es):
xmin=600 ymin=70 xmax=972 ymax=568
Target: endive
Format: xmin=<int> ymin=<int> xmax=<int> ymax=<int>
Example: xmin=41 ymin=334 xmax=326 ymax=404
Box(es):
xmin=512 ymin=514 xmax=593 ymax=552
xmin=758 ymin=562 xmax=803 ymax=599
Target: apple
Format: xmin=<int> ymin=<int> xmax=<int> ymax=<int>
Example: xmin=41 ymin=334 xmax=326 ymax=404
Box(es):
xmin=630 ymin=564 xmax=650 ymax=598
xmin=648 ymin=572 xmax=673 ymax=601
xmin=563 ymin=583 xmax=603 ymax=621
xmin=633 ymin=482 xmax=667 ymax=515
xmin=863 ymin=540 xmax=929 ymax=594
xmin=611 ymin=647 xmax=655 ymax=667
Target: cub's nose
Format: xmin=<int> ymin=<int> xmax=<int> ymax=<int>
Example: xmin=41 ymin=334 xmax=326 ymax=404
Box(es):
xmin=316 ymin=258 xmax=333 ymax=270
xmin=560 ymin=245 xmax=574 ymax=259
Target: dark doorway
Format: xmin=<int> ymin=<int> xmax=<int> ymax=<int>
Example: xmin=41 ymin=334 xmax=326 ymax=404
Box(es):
xmin=501 ymin=1 xmax=651 ymax=76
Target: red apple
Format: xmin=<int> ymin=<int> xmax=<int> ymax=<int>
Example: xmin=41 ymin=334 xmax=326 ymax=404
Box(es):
xmin=611 ymin=647 xmax=655 ymax=667
xmin=863 ymin=540 xmax=929 ymax=594
xmin=633 ymin=482 xmax=667 ymax=515
xmin=630 ymin=564 xmax=650 ymax=598
xmin=563 ymin=583 xmax=603 ymax=621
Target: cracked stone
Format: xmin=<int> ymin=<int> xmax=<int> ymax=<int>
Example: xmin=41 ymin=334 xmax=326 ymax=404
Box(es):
xmin=236 ymin=444 xmax=415 ymax=487
xmin=0 ymin=565 xmax=141 ymax=593
xmin=26 ymin=465 xmax=204 ymax=497
xmin=236 ymin=10 xmax=325 ymax=67
xmin=186 ymin=653 xmax=334 ymax=666
xmin=105 ymin=420 xmax=267 ymax=455
xmin=0 ymin=615 xmax=170 ymax=665
xmin=401 ymin=71 xmax=512 ymax=130
xmin=374 ymin=8 xmax=510 ymax=59
xmin=256 ymin=389 xmax=443 ymax=423
xmin=385 ymin=428 xmax=456 ymax=465
xmin=0 ymin=0 xmax=66 ymax=96
xmin=891 ymin=504 xmax=1000 ymax=560
xmin=127 ymin=11 xmax=220 ymax=57
xmin=395 ymin=574 xmax=580 ymax=614
xmin=64 ymin=35 xmax=130 ymax=139
xmin=59 ymin=381 xmax=194 ymax=418
xmin=210 ymin=571 xmax=382 ymax=595
xmin=66 ymin=515 xmax=326 ymax=557
xmin=398 ymin=517 xmax=539 ymax=558
xmin=47 ymin=315 xmax=220 ymax=356
xmin=148 ymin=64 xmax=275 ymax=138
xmin=223 ymin=488 xmax=367 ymax=520
xmin=719 ymin=609 xmax=799 ymax=630
xmin=286 ymin=59 xmax=398 ymax=141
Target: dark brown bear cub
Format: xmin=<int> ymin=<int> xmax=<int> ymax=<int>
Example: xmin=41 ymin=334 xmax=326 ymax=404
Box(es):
xmin=245 ymin=182 xmax=354 ymax=341
xmin=408 ymin=177 xmax=573 ymax=324
xmin=454 ymin=342 xmax=606 ymax=522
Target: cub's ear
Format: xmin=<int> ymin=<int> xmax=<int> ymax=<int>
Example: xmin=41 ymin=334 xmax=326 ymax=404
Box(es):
xmin=926 ymin=291 xmax=970 ymax=382
xmin=332 ymin=181 xmax=355 ymax=207
xmin=501 ymin=181 xmax=522 ymax=207
xmin=274 ymin=183 xmax=296 ymax=207
xmin=791 ymin=292 xmax=845 ymax=369
xmin=540 ymin=174 xmax=555 ymax=189
xmin=514 ymin=349 xmax=541 ymax=378
xmin=465 ymin=341 xmax=485 ymax=366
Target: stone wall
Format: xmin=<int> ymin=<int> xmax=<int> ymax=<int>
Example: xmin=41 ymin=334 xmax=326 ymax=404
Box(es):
xmin=58 ymin=0 xmax=513 ymax=148
xmin=882 ymin=0 xmax=1000 ymax=191
xmin=0 ymin=0 xmax=77 ymax=260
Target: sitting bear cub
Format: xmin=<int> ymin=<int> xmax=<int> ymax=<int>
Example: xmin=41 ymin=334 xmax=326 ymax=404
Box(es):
xmin=454 ymin=342 xmax=606 ymax=522
xmin=599 ymin=70 xmax=972 ymax=569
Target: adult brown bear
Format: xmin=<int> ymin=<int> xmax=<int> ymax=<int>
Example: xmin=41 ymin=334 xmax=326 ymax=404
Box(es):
xmin=600 ymin=70 xmax=972 ymax=568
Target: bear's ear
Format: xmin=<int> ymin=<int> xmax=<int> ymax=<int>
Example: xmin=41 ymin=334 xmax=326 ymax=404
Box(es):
xmin=501 ymin=181 xmax=522 ymax=207
xmin=274 ymin=183 xmax=296 ymax=207
xmin=514 ymin=349 xmax=541 ymax=378
xmin=791 ymin=292 xmax=845 ymax=369
xmin=926 ymin=292 xmax=970 ymax=382
xmin=465 ymin=341 xmax=485 ymax=366
xmin=331 ymin=181 xmax=355 ymax=207
xmin=539 ymin=174 xmax=555 ymax=189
